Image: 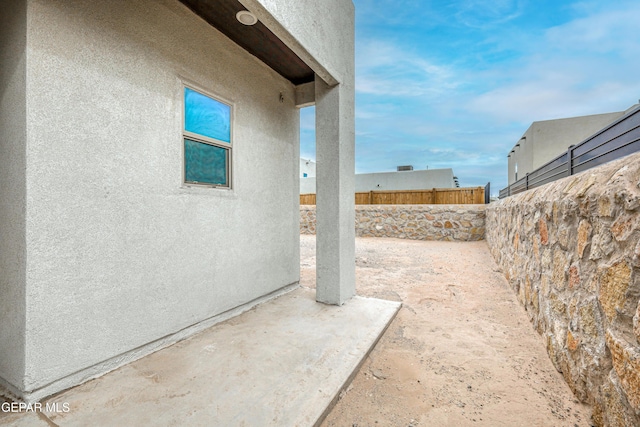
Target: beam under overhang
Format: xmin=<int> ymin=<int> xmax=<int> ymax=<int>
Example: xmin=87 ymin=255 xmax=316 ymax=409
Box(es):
xmin=295 ymin=81 xmax=315 ymax=108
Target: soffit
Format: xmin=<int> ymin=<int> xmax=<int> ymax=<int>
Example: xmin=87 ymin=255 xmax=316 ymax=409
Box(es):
xmin=179 ymin=0 xmax=315 ymax=85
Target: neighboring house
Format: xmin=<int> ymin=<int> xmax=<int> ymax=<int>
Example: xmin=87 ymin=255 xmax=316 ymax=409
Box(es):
xmin=300 ymin=157 xmax=316 ymax=178
xmin=0 ymin=0 xmax=355 ymax=402
xmin=300 ymin=167 xmax=456 ymax=194
xmin=507 ymin=104 xmax=639 ymax=185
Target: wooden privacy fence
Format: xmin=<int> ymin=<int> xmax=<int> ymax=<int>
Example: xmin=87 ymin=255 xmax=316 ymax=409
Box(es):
xmin=300 ymin=187 xmax=485 ymax=205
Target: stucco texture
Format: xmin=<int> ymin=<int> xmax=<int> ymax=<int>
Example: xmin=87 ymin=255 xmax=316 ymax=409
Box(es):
xmin=13 ymin=0 xmax=301 ymax=396
xmin=0 ymin=0 xmax=28 ymax=392
xmin=300 ymin=169 xmax=456 ymax=194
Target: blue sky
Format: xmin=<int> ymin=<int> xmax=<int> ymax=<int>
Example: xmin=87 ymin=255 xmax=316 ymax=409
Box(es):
xmin=300 ymin=0 xmax=640 ymax=195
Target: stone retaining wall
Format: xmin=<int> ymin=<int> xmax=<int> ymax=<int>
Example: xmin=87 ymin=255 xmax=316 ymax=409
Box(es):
xmin=486 ymin=152 xmax=640 ymax=426
xmin=300 ymin=204 xmax=485 ymax=241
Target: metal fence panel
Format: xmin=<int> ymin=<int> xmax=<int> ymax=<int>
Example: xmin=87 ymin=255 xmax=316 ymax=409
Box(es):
xmin=499 ymin=106 xmax=640 ymax=198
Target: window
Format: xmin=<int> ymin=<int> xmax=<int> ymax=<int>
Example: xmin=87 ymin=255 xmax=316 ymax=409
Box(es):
xmin=183 ymin=87 xmax=232 ymax=188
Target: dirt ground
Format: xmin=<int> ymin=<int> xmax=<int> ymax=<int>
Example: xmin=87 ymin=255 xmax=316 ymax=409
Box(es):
xmin=300 ymin=235 xmax=593 ymax=427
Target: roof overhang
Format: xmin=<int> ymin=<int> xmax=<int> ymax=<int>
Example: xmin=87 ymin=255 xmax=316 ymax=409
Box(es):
xmin=179 ymin=0 xmax=315 ymax=85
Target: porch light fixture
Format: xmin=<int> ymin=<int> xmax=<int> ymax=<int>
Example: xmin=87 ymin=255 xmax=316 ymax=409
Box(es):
xmin=236 ymin=10 xmax=258 ymax=26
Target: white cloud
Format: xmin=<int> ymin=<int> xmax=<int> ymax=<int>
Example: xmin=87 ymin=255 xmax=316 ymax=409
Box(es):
xmin=546 ymin=4 xmax=640 ymax=54
xmin=320 ymin=0 xmax=640 ymax=191
xmin=468 ymin=3 xmax=640 ymax=123
xmin=453 ymin=0 xmax=525 ymax=29
xmin=355 ymin=40 xmax=458 ymax=98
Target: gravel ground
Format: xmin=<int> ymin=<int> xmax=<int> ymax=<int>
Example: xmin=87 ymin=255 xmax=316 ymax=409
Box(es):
xmin=300 ymin=235 xmax=593 ymax=427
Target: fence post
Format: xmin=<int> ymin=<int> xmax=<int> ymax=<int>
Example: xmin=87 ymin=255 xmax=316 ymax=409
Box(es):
xmin=567 ymin=144 xmax=575 ymax=177
xmin=368 ymin=191 xmax=373 ymax=204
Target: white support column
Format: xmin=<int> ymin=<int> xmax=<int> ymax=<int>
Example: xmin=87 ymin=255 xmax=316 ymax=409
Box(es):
xmin=314 ymin=74 xmax=355 ymax=305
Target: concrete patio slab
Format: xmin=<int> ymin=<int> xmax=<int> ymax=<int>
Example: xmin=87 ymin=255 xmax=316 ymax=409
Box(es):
xmin=1 ymin=287 xmax=400 ymax=427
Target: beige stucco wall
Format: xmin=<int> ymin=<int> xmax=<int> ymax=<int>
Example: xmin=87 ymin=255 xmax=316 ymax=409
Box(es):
xmin=487 ymin=152 xmax=640 ymax=426
xmin=2 ymin=0 xmax=308 ymax=400
xmin=0 ymin=0 xmax=28 ymax=392
xmin=354 ymin=169 xmax=455 ymax=192
xmin=300 ymin=158 xmax=316 ymax=178
xmin=508 ymin=112 xmax=624 ymax=185
xmin=300 ymin=169 xmax=456 ymax=194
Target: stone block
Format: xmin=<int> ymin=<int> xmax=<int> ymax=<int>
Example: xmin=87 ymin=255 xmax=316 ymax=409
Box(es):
xmin=598 ymin=260 xmax=632 ymax=323
xmin=546 ymin=334 xmax=559 ymax=370
xmin=549 ymin=291 xmax=566 ymax=317
xmin=596 ymin=371 xmax=640 ymax=427
xmin=606 ymin=330 xmax=640 ymax=411
xmin=539 ymin=217 xmax=549 ymax=245
xmin=611 ymin=214 xmax=639 ymax=242
xmin=569 ymin=297 xmax=578 ymax=319
xmin=532 ymin=236 xmax=540 ymax=263
xmin=598 ymin=195 xmax=613 ymax=217
xmin=540 ymin=275 xmax=550 ymax=298
xmin=552 ymin=248 xmax=567 ymax=289
xmin=569 ymin=265 xmax=580 ymax=289
xmin=592 ymin=401 xmax=604 ymax=427
xmin=557 ymin=226 xmax=570 ymax=250
xmin=576 ymin=220 xmax=592 ymax=259
xmin=567 ymin=330 xmax=580 ymax=352
xmin=590 ymin=225 xmax=615 ymax=261
xmin=557 ymin=347 xmax=585 ymax=400
xmin=470 ymin=227 xmax=483 ymax=236
xmin=578 ymin=300 xmax=600 ymax=340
